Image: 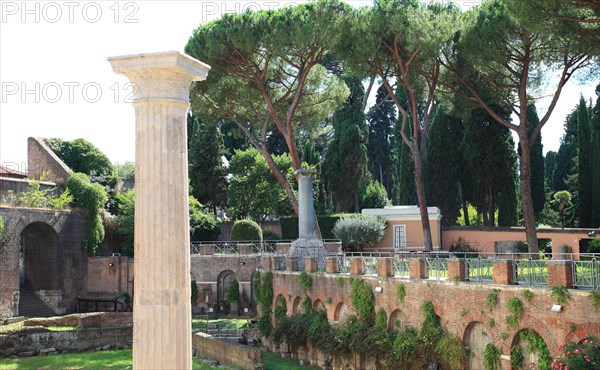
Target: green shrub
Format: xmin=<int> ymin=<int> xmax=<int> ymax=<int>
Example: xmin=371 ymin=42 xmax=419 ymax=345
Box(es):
xmin=230 ymin=219 xmax=263 ymax=241
xmin=333 ymin=215 xmax=386 ymax=251
xmin=375 ymin=308 xmax=387 ymax=330
xmin=0 ymin=215 xmax=4 ymax=236
xmin=550 ymin=285 xmax=572 ymax=305
xmin=48 ymin=189 xmax=73 ymax=209
xmin=227 ymin=279 xmax=240 ymax=301
xmin=360 ymin=180 xmax=390 ymax=209
xmin=483 ymin=343 xmax=502 ymax=370
xmin=299 ymin=272 xmax=312 ymax=292
xmin=280 ymin=215 xmax=349 ymax=239
xmin=588 ymin=239 xmax=600 ymax=254
xmin=436 ymin=334 xmax=467 ymax=370
xmin=350 ymin=278 xmax=375 ymax=319
xmin=396 ymin=284 xmax=406 ymax=303
xmin=189 ymin=196 xmax=220 ymax=241
xmin=486 ymin=289 xmax=500 ymax=309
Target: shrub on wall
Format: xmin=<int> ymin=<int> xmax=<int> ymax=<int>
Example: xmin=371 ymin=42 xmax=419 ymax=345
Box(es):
xmin=230 ymin=219 xmax=263 ymax=241
xmin=227 ymin=279 xmax=240 ymax=302
xmin=333 ymin=215 xmax=386 ymax=251
xmin=191 ymin=280 xmax=198 ymax=304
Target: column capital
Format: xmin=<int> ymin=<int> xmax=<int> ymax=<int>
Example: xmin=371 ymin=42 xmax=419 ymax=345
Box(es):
xmin=108 ymin=51 xmax=211 ymax=102
xmin=294 ymin=168 xmax=316 ymax=177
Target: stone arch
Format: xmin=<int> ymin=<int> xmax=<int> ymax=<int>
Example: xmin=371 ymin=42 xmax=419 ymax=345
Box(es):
xmin=292 ymin=296 xmax=302 ymax=314
xmin=312 ymin=299 xmax=325 ymax=312
xmin=388 ymin=309 xmax=407 ymax=332
xmin=334 ymin=302 xmax=350 ymax=322
xmin=20 ymin=221 xmax=59 ymax=291
xmin=217 ymin=270 xmax=236 ymax=304
xmin=463 ymin=321 xmax=492 ymax=370
xmin=274 ymin=294 xmax=287 ymax=318
xmin=511 ymin=329 xmax=551 ymax=370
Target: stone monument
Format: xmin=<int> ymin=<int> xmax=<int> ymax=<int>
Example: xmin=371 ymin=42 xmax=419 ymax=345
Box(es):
xmin=108 ymin=51 xmax=210 ymax=370
xmin=287 ymin=169 xmax=327 ymax=269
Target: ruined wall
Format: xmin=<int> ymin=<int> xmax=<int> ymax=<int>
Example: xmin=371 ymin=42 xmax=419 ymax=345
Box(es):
xmin=86 ymin=257 xmax=134 ymax=298
xmin=268 ymin=270 xmax=600 ymax=369
xmin=0 ymin=207 xmax=89 ymax=318
xmin=27 ymin=137 xmax=71 ymax=184
xmin=192 ymin=332 xmax=264 ymax=370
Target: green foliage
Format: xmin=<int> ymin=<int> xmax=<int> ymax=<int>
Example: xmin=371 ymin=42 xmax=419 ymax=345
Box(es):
xmin=17 ymin=179 xmax=52 ymax=208
xmin=375 ymin=308 xmax=387 ymax=330
xmin=577 ymin=96 xmax=593 ymax=227
xmin=280 ymin=214 xmax=346 ymax=240
xmin=188 ymin=115 xmax=228 ymax=213
xmin=189 ymin=196 xmax=219 ymax=241
xmin=527 ymin=103 xmax=546 ymax=219
xmin=522 ymin=289 xmax=534 ymax=303
xmin=66 ymin=172 xmax=108 ymax=255
xmin=489 ymin=319 xmax=495 ymax=328
xmin=227 ymin=279 xmax=240 ymax=302
xmin=46 ymin=138 xmax=114 ymax=179
xmin=191 ymin=280 xmax=198 ymax=304
xmin=550 ymin=286 xmax=572 ymax=305
xmin=300 ymin=297 xmax=312 ymax=315
xmin=114 ymin=190 xmax=134 ymax=256
xmin=396 ymin=284 xmax=406 ymax=304
xmin=274 ymin=297 xmax=287 ymax=320
xmin=510 ymin=345 xmax=524 ymax=370
xmin=552 ymin=337 xmax=600 ymax=369
xmin=436 ymin=334 xmax=467 ymax=370
xmin=590 ymin=291 xmax=600 ymax=310
xmin=335 ymin=276 xmax=345 ymax=287
xmin=322 ymin=74 xmax=368 ymax=213
xmin=332 ymin=215 xmax=386 ymax=252
xmin=486 ymin=289 xmax=499 ymax=309
xmin=460 ymin=309 xmax=468 ymax=317
xmin=360 ymin=180 xmax=390 ymax=210
xmin=230 ymin=219 xmax=263 ymax=242
xmin=227 ymin=148 xmax=294 ymax=219
xmin=113 ymin=162 xmax=136 ymax=180
xmin=506 ymin=297 xmax=524 ymax=330
xmin=0 ymin=215 xmax=3 ymax=236
xmin=349 ymin=278 xmax=375 ymax=320
xmin=48 ymin=189 xmax=73 ymax=210
xmin=255 ymin=271 xmax=274 ymax=336
xmin=448 ymin=237 xmax=477 ymax=257
xmin=588 ymin=239 xmax=600 ymax=254
xmin=483 ymin=343 xmax=502 ymax=370
xmin=519 ymin=329 xmax=552 ymax=370
xmin=298 ymin=272 xmax=312 ymax=293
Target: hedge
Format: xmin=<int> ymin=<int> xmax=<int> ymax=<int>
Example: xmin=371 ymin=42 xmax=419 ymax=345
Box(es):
xmin=280 ymin=214 xmax=353 ymax=239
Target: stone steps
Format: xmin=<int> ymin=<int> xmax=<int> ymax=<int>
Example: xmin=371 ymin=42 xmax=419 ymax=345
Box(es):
xmin=18 ymin=284 xmax=55 ymax=318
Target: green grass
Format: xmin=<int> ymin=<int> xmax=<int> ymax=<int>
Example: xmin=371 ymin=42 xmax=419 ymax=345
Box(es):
xmin=0 ymin=349 xmax=236 ymax=369
xmin=0 ymin=323 xmax=79 ymax=334
xmin=191 ymin=317 xmax=252 ymax=331
xmin=0 ymin=349 xmax=322 ymax=370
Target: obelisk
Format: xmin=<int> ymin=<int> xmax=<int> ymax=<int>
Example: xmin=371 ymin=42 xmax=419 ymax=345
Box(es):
xmin=108 ymin=51 xmax=210 ymax=370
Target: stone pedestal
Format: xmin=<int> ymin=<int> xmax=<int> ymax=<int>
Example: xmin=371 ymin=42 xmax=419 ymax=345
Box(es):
xmin=109 ymin=51 xmax=210 ymax=370
xmin=447 ymin=259 xmax=466 ymax=282
xmin=492 ymin=260 xmax=514 ymax=285
xmin=547 ymin=261 xmax=574 ymax=288
xmin=304 ymin=258 xmax=317 ymax=273
xmin=325 ymin=257 xmax=338 ymax=273
xmin=349 ymin=258 xmax=363 ymax=275
xmin=409 ymin=258 xmax=427 ymax=280
xmin=377 ymin=258 xmax=392 ymax=278
xmin=287 ymin=169 xmax=327 ymax=270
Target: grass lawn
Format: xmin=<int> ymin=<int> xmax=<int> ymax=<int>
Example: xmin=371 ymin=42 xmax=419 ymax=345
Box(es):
xmin=0 ymin=349 xmax=322 ymax=369
xmin=191 ymin=317 xmax=253 ymax=331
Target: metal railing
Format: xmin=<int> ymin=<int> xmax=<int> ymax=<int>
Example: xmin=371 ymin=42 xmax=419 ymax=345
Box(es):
xmin=362 ymin=256 xmax=379 ymax=276
xmin=573 ymin=256 xmax=599 ymax=290
xmin=465 ymin=257 xmax=493 ymax=283
xmin=393 ymin=257 xmax=410 ymax=278
xmin=336 ymin=254 xmax=350 ymax=274
xmin=426 ymin=256 xmax=448 ymax=280
xmin=514 ymin=257 xmax=548 ymax=286
xmin=191 ymin=239 xmax=341 ymax=255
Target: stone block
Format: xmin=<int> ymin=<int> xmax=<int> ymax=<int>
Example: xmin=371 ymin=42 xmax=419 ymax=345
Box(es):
xmin=305 ymin=258 xmax=317 ymax=273
xmin=325 ymin=257 xmax=338 ymax=274
xmin=349 ymin=258 xmax=363 ymax=275
xmin=286 ymin=258 xmax=298 ymax=272
xmin=547 ymin=260 xmax=573 ymax=288
xmin=447 ymin=259 xmax=466 ymax=282
xmin=200 ymin=244 xmax=214 ymax=255
xmin=492 ymin=260 xmax=514 ymax=285
xmin=409 ymin=258 xmax=427 ymax=280
xmin=377 ymin=258 xmax=392 ymax=277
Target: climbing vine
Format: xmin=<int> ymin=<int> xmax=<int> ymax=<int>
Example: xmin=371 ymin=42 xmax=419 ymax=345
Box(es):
xmin=522 ymin=289 xmax=534 ymax=303
xmin=349 ymin=278 xmax=375 ymax=319
xmin=510 ymin=345 xmax=524 ymax=369
xmin=375 ymin=308 xmax=387 ymax=330
xmin=482 ymin=343 xmax=502 ymax=370
xmin=254 ymin=271 xmax=274 ymax=336
xmin=590 ymin=291 xmax=600 ymax=310
xmin=519 ymin=329 xmax=552 ymax=370
xmin=550 ymin=285 xmax=572 ymax=305
xmin=505 ymin=297 xmax=524 ymax=330
xmin=299 ymin=272 xmax=313 ymax=293
xmin=396 ymin=283 xmax=406 ymax=303
xmin=486 ymin=289 xmax=500 ymax=309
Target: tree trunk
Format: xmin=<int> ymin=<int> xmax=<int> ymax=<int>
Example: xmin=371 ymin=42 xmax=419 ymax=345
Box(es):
xmin=412 ymin=146 xmax=433 ymax=250
xmin=518 ymin=131 xmax=539 ymax=253
xmin=354 ymin=190 xmax=360 ymax=213
xmin=259 ymin=146 xmax=299 ymax=214
xmin=458 ymin=182 xmax=470 ymax=226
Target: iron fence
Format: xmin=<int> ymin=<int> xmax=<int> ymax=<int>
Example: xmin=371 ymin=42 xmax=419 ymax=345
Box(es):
xmin=426 ymin=256 xmax=448 ymax=280
xmin=465 ymin=257 xmax=493 ymax=283
xmin=514 ymin=258 xmax=548 ymax=286
xmin=573 ymin=256 xmax=599 ymax=290
xmin=393 ymin=257 xmax=410 ymax=278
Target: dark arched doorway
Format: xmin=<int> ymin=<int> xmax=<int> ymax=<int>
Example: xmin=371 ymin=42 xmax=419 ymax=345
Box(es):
xmin=20 ymin=222 xmax=59 ymax=291
xmin=217 ymin=270 xmax=236 ymax=305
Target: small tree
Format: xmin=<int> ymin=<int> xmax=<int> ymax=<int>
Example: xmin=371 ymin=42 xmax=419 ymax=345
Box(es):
xmin=361 ymin=180 xmax=391 ymax=209
xmin=230 ymin=219 xmax=263 ymax=242
xmin=552 ymin=190 xmax=573 ymax=229
xmin=333 ymin=215 xmax=387 ymax=252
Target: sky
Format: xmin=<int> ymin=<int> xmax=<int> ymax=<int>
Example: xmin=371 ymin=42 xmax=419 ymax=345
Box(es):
xmin=0 ymin=0 xmax=597 ymax=173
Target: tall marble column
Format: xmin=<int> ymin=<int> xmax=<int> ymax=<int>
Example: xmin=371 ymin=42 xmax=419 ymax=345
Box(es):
xmin=108 ymin=51 xmax=210 ymax=370
xmin=296 ymin=169 xmax=316 ymax=240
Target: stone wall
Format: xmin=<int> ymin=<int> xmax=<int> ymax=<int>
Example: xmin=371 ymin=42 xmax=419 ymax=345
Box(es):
xmin=192 ymin=332 xmax=264 ymax=370
xmin=267 ymin=268 xmax=600 ymax=370
xmin=27 ymin=137 xmax=71 ymax=184
xmin=86 ymin=257 xmax=134 ymax=298
xmin=0 ymin=326 xmax=132 ymax=356
xmin=0 ymin=177 xmax=62 ymax=201
xmin=0 ymin=207 xmax=89 ymax=318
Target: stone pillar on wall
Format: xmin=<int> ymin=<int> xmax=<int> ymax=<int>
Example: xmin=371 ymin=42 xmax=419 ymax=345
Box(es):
xmin=492 ymin=260 xmax=514 ymax=285
xmin=109 ymin=51 xmax=210 ymax=370
xmin=409 ymin=258 xmax=427 ymax=280
xmin=349 ymin=258 xmax=363 ymax=275
xmin=377 ymin=258 xmax=392 ymax=277
xmin=547 ymin=260 xmax=574 ymax=288
xmin=447 ymin=259 xmax=466 ymax=282
xmin=325 ymin=257 xmax=338 ymax=274
xmin=304 ymin=257 xmax=317 ymax=273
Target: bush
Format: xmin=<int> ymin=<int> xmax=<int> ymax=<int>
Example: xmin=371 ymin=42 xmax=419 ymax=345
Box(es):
xmin=227 ymin=279 xmax=240 ymax=302
xmin=360 ymin=180 xmax=390 ymax=209
xmin=332 ymin=215 xmax=386 ymax=251
xmin=191 ymin=280 xmax=198 ymax=304
xmin=230 ymin=219 xmax=263 ymax=241
xmin=189 ymin=196 xmax=219 ymax=241
xmin=449 ymin=237 xmax=477 ymax=257
xmin=552 ymin=337 xmax=600 ymax=369
xmin=588 ymin=239 xmax=600 ymax=254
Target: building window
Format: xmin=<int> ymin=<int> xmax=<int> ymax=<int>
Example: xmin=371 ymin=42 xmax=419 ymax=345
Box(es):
xmin=394 ymin=225 xmax=407 ymax=249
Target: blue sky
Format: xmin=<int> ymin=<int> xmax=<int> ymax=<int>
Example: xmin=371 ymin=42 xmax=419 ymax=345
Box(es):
xmin=0 ymin=0 xmax=596 ymax=172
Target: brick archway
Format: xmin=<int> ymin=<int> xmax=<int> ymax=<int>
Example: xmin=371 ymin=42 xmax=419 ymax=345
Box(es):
xmin=20 ymin=222 xmax=59 ymax=291
xmin=463 ymin=321 xmax=492 ymax=370
xmin=292 ymin=296 xmax=302 ymax=314
xmin=334 ymin=302 xmax=350 ymax=322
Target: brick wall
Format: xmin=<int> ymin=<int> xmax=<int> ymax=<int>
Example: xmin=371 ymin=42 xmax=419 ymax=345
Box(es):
xmin=192 ymin=332 xmax=264 ymax=370
xmin=27 ymin=137 xmax=71 ymax=184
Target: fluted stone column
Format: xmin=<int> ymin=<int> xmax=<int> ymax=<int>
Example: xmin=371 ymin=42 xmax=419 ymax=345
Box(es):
xmin=296 ymin=169 xmax=316 ymax=240
xmin=108 ymin=51 xmax=210 ymax=370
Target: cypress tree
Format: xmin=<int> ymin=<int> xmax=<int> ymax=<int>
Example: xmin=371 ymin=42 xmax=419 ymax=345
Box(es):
xmin=553 ymin=110 xmax=578 ymax=192
xmin=577 ymin=95 xmax=593 ymax=227
xmin=322 ymin=75 xmax=368 ymax=213
xmin=396 ymin=120 xmax=417 ymax=205
xmin=591 ymin=86 xmax=600 ymax=227
xmin=526 ymin=103 xmax=545 ymax=220
xmin=425 ymin=108 xmax=463 ymax=224
xmin=367 ymin=84 xmax=397 ymax=196
xmin=188 ymin=116 xmax=228 ymax=214
xmin=544 ymin=151 xmax=557 ymax=192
